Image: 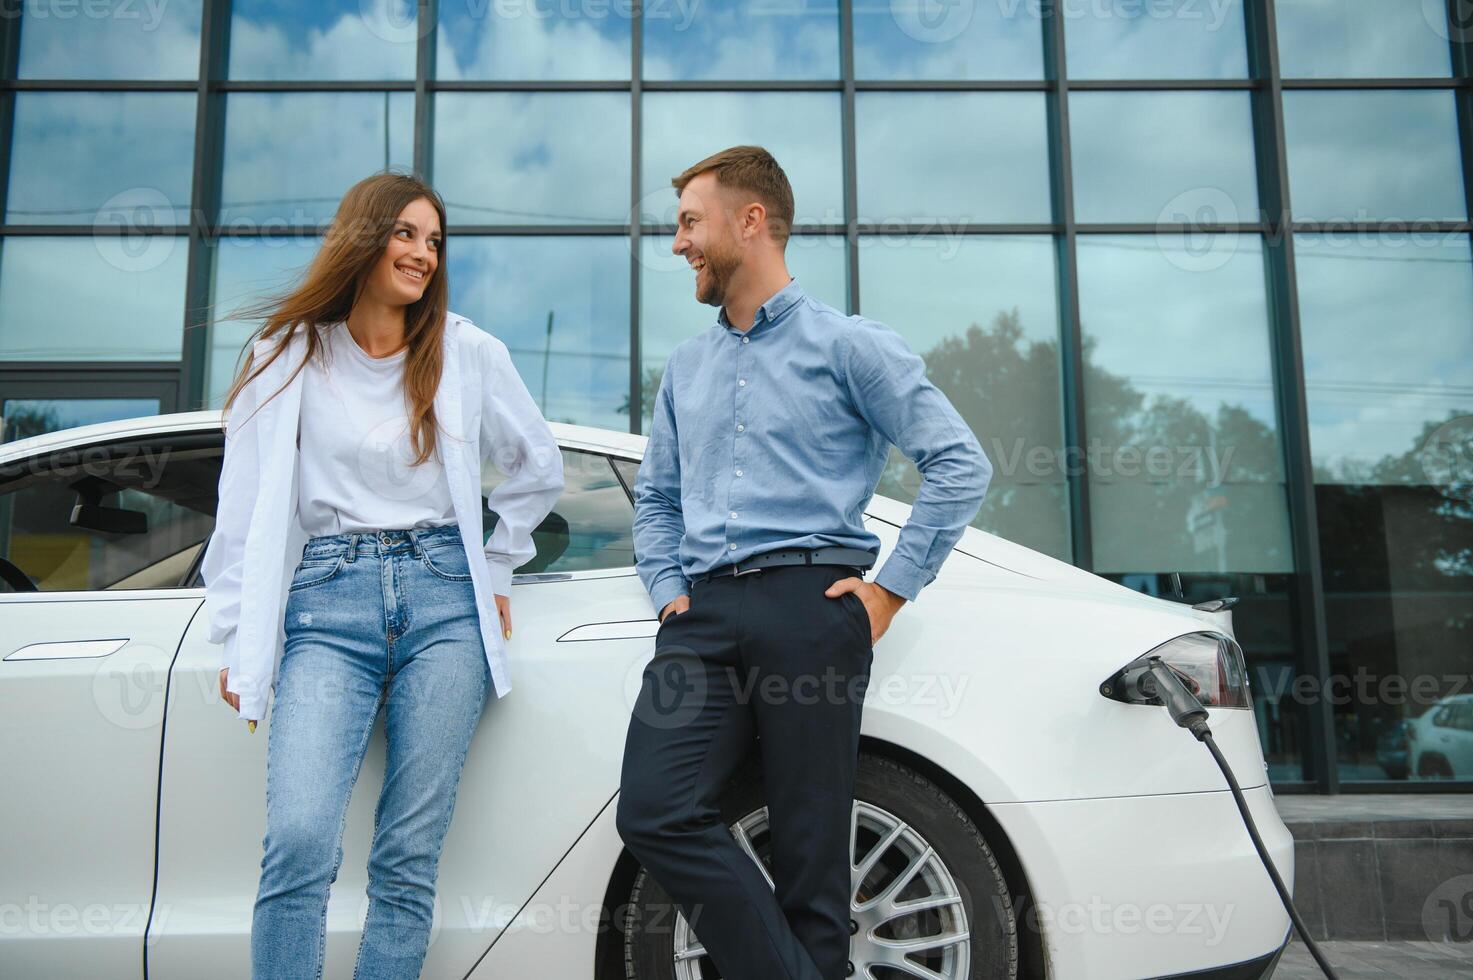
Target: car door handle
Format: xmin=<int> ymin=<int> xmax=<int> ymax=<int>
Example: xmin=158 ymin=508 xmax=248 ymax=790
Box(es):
xmin=557 ymin=621 xmax=660 ymax=642
xmin=4 ymin=638 xmax=130 ymax=662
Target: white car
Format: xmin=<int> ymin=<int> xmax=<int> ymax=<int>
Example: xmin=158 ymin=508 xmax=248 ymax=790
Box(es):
xmin=0 ymin=412 xmax=1293 ymax=980
xmin=1407 ymin=694 xmax=1473 ymax=780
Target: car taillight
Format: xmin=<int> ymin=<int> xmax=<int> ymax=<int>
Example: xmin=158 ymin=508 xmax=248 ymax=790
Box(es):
xmin=1101 ymin=632 xmax=1250 ymax=709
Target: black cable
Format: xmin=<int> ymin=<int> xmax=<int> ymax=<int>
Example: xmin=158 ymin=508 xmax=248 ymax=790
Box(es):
xmin=1200 ymin=732 xmax=1339 ymax=980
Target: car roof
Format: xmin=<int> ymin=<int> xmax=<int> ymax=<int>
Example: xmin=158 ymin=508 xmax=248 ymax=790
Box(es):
xmin=0 ymin=410 xmax=650 ymax=465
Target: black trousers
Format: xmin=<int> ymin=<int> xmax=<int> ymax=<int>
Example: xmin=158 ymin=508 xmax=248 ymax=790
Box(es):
xmin=616 ymin=563 xmax=874 ymax=980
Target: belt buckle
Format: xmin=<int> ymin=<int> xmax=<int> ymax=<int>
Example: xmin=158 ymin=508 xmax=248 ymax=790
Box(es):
xmin=732 ymin=557 xmax=762 ymax=577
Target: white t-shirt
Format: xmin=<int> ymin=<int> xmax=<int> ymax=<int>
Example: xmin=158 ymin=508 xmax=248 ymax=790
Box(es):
xmin=296 ymin=322 xmax=457 ymax=536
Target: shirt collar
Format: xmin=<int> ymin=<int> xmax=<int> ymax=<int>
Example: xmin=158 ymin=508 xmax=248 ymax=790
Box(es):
xmin=718 ymin=278 xmax=805 ymax=338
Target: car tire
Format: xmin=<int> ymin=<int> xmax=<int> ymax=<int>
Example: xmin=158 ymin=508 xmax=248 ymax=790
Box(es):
xmin=621 ymin=753 xmax=1018 ymax=980
xmin=1418 ymin=754 xmax=1454 ymax=779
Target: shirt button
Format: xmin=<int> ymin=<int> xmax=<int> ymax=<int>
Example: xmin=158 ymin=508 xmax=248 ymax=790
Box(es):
xmin=738 ymin=379 xmax=747 ymax=387
xmin=730 ymin=511 xmax=739 ymax=519
xmin=729 ymin=543 xmax=737 ymax=550
xmin=742 ymin=337 xmax=750 ymax=344
xmin=736 ymin=423 xmax=745 ymax=432
xmin=735 ymin=469 xmax=743 ymax=477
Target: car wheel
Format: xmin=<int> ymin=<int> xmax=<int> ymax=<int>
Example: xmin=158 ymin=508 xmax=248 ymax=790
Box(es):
xmin=621 ymin=754 xmax=1018 ymax=979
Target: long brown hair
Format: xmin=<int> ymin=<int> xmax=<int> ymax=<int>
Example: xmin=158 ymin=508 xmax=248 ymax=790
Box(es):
xmin=222 ymin=171 xmax=450 ymax=465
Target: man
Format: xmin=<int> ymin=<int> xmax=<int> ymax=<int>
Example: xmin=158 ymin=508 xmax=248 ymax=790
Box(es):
xmin=616 ymin=145 xmax=991 ymax=980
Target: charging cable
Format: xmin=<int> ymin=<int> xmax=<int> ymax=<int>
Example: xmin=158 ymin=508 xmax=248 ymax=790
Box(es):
xmin=1128 ymin=658 xmax=1340 ymax=980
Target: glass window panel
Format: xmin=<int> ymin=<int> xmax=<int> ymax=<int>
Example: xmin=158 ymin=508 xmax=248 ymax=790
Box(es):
xmin=436 ymin=0 xmax=630 ymax=79
xmin=0 ymin=236 xmax=187 ymax=360
xmin=229 ymin=0 xmax=417 ymax=80
xmin=852 ymin=0 xmax=1043 ymax=80
xmin=448 ymin=236 xmax=630 ymax=431
xmin=1284 ymin=90 xmax=1466 ymax=223
xmin=1070 ymin=91 xmax=1259 ymax=225
xmin=434 ymin=93 xmax=630 ymax=226
xmin=643 ymin=0 xmax=839 ymax=81
xmin=0 ymin=436 xmax=214 ymax=592
xmin=1075 ymin=234 xmax=1291 ymax=575
xmin=640 ymin=93 xmax=843 ymax=227
xmin=1 ymin=398 xmax=160 ymax=443
xmin=856 ymin=93 xmax=1051 ymax=226
xmin=206 ymin=236 xmax=322 ymax=405
xmin=17 ymin=0 xmax=202 ymax=79
xmin=220 ymin=92 xmax=414 ymax=226
xmin=1065 ymin=0 xmax=1247 ymax=79
xmin=858 ymin=235 xmax=1069 ymax=561
xmin=1275 ymin=0 xmax=1453 ymax=78
xmin=638 ymin=234 xmax=846 ymax=428
xmin=1296 ymin=233 xmax=1473 ymax=782
xmin=483 ymin=449 xmax=636 ymax=574
xmin=6 ymin=92 xmax=195 ymax=226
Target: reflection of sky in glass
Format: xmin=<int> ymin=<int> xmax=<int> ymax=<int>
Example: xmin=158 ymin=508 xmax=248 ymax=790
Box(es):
xmin=435 ymin=93 xmax=629 ymax=226
xmin=1070 ymin=91 xmax=1259 ymax=225
xmin=856 ymin=93 xmax=1051 ymax=225
xmin=229 ymin=0 xmax=417 ymax=80
xmin=1275 ymin=0 xmax=1452 ymax=78
xmin=448 ymin=237 xmax=630 ymax=430
xmin=1064 ymin=0 xmax=1246 ymax=79
xmin=220 ymin=92 xmax=414 ymax=225
xmin=0 ymin=237 xmax=187 ymax=361
xmin=206 ymin=237 xmax=321 ymax=405
xmin=1076 ymin=234 xmax=1289 ymax=574
xmin=17 ymin=0 xmax=202 ymax=79
xmin=6 ymin=93 xmax=196 ymax=225
xmin=1077 ymin=234 xmax=1277 ymax=428
xmin=437 ymin=0 xmax=630 ymax=79
xmin=852 ymin=0 xmax=1043 ymax=79
xmin=640 ymin=93 xmax=843 ymax=226
xmin=639 ymin=235 xmax=846 ymax=380
xmin=1297 ymin=234 xmax=1473 ymax=482
xmin=1 ymin=400 xmax=162 ymax=443
xmin=1284 ymin=91 xmax=1466 ymax=223
xmin=858 ymin=235 xmax=1068 ymax=558
xmin=643 ymin=0 xmax=839 ymax=80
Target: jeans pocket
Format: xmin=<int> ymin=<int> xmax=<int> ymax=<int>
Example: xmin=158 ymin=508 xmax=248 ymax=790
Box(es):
xmin=288 ymin=552 xmax=347 ymax=593
xmin=420 ymin=544 xmax=474 ymax=582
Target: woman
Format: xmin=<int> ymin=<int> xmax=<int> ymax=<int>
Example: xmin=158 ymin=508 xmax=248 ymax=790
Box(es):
xmin=200 ymin=172 xmax=563 ymax=979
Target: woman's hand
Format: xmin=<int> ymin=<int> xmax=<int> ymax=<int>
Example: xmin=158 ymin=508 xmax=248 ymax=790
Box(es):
xmin=218 ymin=667 xmax=241 ymax=713
xmin=496 ymin=594 xmax=512 ymax=640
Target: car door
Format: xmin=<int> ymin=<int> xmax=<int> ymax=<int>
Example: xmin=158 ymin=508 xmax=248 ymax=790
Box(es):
xmin=0 ymin=424 xmax=218 ymax=979
xmin=147 ymin=444 xmax=660 ymax=979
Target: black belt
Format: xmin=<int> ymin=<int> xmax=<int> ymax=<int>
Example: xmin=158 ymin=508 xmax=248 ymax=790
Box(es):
xmin=694 ymin=547 xmax=876 ymax=583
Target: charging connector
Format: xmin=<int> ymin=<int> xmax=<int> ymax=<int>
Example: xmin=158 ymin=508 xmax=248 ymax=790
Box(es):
xmin=1121 ymin=660 xmax=1340 ymax=980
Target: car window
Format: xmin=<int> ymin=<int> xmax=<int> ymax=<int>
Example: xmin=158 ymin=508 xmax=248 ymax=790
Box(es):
xmin=0 ymin=437 xmax=220 ymax=593
xmin=483 ymin=448 xmax=635 ymax=575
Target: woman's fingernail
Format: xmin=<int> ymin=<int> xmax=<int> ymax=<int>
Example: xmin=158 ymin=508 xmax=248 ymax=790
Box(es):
xmin=248 ymin=720 xmax=256 ymax=734
xmin=504 ymin=629 xmax=512 ymax=640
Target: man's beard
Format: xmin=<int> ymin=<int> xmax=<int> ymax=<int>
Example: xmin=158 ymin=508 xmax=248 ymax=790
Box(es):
xmin=695 ymin=243 xmax=739 ymax=308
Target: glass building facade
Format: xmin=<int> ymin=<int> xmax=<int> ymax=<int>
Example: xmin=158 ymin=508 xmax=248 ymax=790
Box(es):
xmin=0 ymin=0 xmax=1469 ymax=792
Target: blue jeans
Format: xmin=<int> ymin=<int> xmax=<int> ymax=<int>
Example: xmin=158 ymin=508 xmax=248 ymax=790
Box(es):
xmin=252 ymin=523 xmax=491 ymax=980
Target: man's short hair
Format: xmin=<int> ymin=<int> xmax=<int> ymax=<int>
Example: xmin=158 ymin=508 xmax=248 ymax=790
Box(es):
xmin=672 ymin=145 xmax=795 ymax=246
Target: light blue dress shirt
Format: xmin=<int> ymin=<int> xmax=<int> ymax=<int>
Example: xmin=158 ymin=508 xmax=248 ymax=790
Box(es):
xmin=632 ymin=278 xmax=992 ymax=615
